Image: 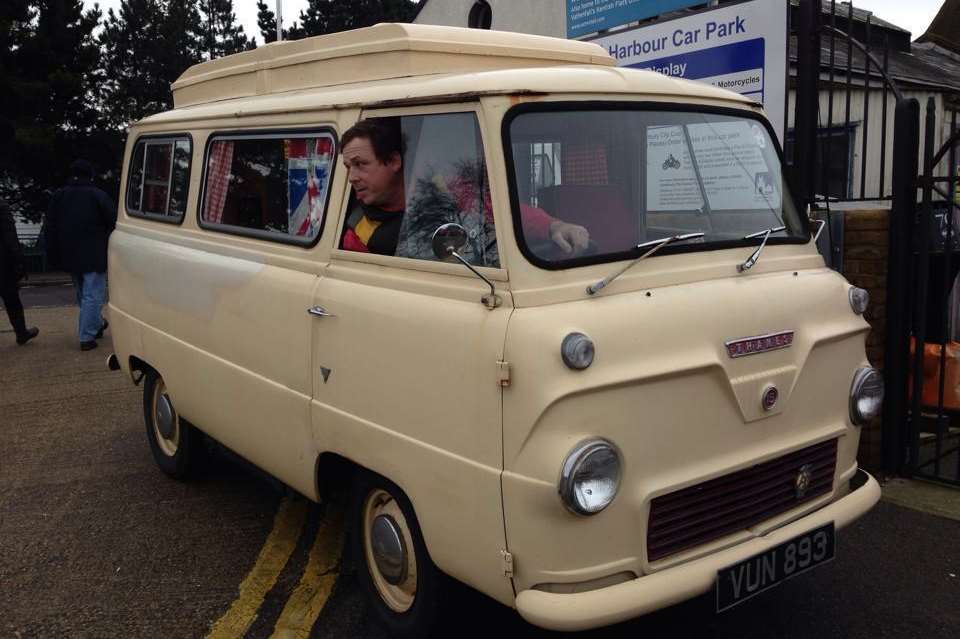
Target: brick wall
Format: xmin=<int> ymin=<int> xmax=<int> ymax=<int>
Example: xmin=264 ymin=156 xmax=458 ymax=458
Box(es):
xmin=839 ymin=208 xmax=890 ymax=472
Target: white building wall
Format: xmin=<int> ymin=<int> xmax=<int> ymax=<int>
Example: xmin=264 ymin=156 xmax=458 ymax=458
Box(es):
xmin=415 ymin=0 xmax=566 ymax=38
xmin=787 ymin=85 xmax=953 ymax=201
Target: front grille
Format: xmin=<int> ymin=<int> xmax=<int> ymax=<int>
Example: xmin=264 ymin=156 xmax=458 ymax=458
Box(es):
xmin=646 ymin=438 xmax=837 ymax=562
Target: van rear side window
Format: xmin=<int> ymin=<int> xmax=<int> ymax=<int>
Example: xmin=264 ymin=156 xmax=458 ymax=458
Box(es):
xmin=126 ymin=136 xmax=192 ymax=222
xmin=199 ymin=131 xmax=336 ymax=245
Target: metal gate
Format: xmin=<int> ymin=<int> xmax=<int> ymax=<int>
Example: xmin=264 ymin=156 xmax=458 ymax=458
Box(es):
xmin=791 ymin=2 xmax=960 ymax=484
xmin=883 ymin=99 xmax=960 ymax=485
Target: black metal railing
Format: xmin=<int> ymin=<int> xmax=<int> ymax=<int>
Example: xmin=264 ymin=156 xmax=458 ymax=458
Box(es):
xmin=905 ymin=97 xmax=960 ymax=485
xmin=792 ymin=1 xmax=904 ymax=205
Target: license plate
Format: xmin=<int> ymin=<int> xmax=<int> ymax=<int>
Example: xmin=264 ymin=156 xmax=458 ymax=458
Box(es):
xmin=715 ymin=522 xmax=835 ymax=612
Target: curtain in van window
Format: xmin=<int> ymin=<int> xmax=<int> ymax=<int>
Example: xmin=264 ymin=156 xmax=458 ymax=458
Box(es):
xmin=286 ymin=137 xmax=333 ymax=237
xmin=204 ymin=140 xmax=234 ymax=224
xmin=562 ymin=144 xmax=609 ymax=185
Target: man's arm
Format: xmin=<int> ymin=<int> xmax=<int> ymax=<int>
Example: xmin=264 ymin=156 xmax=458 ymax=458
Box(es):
xmin=98 ymin=189 xmax=117 ymax=233
xmin=0 ymin=202 xmax=21 ymax=259
xmin=519 ymin=203 xmax=590 ymax=255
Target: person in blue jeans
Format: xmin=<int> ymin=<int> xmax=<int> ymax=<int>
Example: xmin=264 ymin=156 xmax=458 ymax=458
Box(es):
xmin=45 ymin=160 xmax=116 ymax=351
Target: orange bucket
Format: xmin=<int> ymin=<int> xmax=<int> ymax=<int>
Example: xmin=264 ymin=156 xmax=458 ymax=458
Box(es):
xmin=908 ymin=337 xmax=960 ymax=411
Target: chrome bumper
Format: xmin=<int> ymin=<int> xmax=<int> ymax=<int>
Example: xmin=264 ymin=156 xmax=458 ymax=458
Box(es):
xmin=515 ymin=469 xmax=881 ymax=632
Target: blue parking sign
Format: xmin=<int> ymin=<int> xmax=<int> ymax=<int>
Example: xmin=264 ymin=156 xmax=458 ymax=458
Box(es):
xmin=567 ymin=0 xmax=707 ymax=38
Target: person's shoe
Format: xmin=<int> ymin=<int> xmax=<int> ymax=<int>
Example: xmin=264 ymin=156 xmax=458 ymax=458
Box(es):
xmin=80 ymin=340 xmax=98 ymax=351
xmin=95 ymin=319 xmax=109 ymax=339
xmin=16 ymin=327 xmax=39 ymax=345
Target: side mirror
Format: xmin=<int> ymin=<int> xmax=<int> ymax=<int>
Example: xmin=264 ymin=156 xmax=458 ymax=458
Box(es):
xmin=430 ymin=223 xmax=501 ymax=310
xmin=431 ymin=223 xmax=469 ymax=260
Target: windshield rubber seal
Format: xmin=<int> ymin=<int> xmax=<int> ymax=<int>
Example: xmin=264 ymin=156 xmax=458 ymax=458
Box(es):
xmin=500 ymin=100 xmax=810 ymax=271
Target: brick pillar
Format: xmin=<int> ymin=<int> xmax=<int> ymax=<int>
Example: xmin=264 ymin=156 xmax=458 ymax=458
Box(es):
xmin=840 ymin=208 xmax=890 ymax=472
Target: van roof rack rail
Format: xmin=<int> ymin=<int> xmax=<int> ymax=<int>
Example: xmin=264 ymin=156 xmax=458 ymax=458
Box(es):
xmin=171 ymin=23 xmax=613 ymax=108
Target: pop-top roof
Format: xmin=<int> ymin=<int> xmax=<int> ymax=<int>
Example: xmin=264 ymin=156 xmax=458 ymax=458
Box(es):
xmin=171 ymin=23 xmax=614 ymax=108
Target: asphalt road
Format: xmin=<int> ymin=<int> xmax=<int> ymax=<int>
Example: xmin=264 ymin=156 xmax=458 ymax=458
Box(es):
xmin=1 ymin=294 xmax=958 ymax=638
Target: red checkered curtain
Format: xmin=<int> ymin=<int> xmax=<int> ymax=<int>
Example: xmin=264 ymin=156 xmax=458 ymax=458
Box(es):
xmin=144 ymin=183 xmax=166 ymax=213
xmin=204 ymin=140 xmax=234 ymax=223
xmin=562 ymin=144 xmax=609 ymax=185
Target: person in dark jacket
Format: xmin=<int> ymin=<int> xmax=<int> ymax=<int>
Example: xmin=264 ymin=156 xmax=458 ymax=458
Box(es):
xmin=46 ymin=160 xmax=116 ymax=351
xmin=0 ymin=198 xmax=39 ymax=345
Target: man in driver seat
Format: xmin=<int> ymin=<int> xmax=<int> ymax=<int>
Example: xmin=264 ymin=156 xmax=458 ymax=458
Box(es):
xmin=339 ymin=117 xmax=590 ymax=261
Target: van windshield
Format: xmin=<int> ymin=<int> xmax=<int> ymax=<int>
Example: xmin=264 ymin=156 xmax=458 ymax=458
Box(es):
xmin=505 ymin=107 xmax=806 ymax=267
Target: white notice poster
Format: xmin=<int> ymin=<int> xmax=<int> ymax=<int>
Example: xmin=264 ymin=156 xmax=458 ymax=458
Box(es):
xmin=646 ymin=126 xmax=704 ymax=211
xmin=686 ymin=120 xmax=780 ymax=210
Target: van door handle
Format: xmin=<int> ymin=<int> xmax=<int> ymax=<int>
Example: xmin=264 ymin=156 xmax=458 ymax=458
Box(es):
xmin=307 ymin=305 xmax=335 ymax=318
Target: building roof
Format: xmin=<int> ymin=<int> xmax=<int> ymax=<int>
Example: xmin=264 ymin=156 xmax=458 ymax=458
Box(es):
xmin=788 ymin=33 xmax=960 ymax=93
xmin=785 ymin=0 xmax=960 ymax=94
xmin=917 ymin=0 xmax=960 ymax=54
xmin=810 ymin=0 xmax=909 ymax=34
xmin=412 ymin=0 xmax=429 ymax=20
xmin=171 ymin=22 xmax=613 ymax=108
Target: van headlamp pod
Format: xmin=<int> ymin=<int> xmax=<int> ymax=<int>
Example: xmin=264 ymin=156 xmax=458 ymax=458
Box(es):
xmin=850 ymin=367 xmax=884 ymax=425
xmin=849 ymin=287 xmax=870 ymax=315
xmin=558 ymin=439 xmax=622 ymax=516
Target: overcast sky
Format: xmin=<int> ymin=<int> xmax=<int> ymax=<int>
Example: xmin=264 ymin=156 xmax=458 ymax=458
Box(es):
xmin=84 ymin=1 xmax=945 ymax=44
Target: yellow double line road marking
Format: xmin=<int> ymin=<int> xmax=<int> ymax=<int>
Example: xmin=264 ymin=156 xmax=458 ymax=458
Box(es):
xmin=270 ymin=505 xmax=345 ymax=639
xmin=206 ymin=495 xmax=345 ymax=639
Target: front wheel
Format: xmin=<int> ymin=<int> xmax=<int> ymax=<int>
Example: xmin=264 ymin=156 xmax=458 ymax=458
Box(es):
xmin=350 ymin=473 xmax=444 ymax=638
xmin=142 ymin=369 xmax=204 ymax=479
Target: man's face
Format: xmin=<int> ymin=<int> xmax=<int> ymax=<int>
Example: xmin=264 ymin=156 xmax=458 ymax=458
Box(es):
xmin=342 ymin=136 xmax=403 ymax=209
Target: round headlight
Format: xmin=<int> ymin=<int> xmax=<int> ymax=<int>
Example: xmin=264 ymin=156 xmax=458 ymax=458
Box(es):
xmin=561 ymin=332 xmax=595 ymax=370
xmin=850 ymin=367 xmax=884 ymax=424
xmin=849 ymin=287 xmax=870 ymax=315
xmin=558 ymin=439 xmax=621 ymax=515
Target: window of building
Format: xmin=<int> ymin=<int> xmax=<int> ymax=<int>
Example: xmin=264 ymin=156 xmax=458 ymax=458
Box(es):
xmin=126 ymin=136 xmax=192 ymax=222
xmin=200 ymin=131 xmax=336 ymax=244
xmin=785 ymin=125 xmax=854 ymax=200
xmin=468 ymin=1 xmax=492 ymax=29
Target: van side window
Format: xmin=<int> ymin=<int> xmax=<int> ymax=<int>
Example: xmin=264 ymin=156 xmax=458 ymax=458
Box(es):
xmin=341 ymin=113 xmax=498 ymax=267
xmin=200 ymin=132 xmax=336 ymax=244
xmin=126 ymin=137 xmax=192 ymax=221
xmin=398 ymin=113 xmax=498 ymax=267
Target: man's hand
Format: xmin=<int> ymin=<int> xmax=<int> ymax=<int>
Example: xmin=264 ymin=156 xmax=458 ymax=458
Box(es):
xmin=549 ymin=220 xmax=590 ymax=255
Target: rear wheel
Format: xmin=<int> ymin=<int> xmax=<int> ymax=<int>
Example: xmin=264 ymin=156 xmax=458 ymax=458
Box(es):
xmin=351 ymin=473 xmax=443 ymax=638
xmin=142 ymin=369 xmax=203 ymax=479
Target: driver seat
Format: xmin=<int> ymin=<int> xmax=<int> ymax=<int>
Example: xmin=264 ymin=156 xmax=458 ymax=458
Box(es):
xmin=536 ymin=184 xmax=639 ymax=254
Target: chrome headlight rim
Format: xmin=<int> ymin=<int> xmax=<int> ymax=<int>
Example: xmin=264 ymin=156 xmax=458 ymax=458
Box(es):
xmin=558 ymin=438 xmax=622 ymax=516
xmin=850 ymin=366 xmax=884 ymax=425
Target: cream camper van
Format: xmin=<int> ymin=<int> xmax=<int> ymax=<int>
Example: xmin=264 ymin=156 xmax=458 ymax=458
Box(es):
xmin=107 ymin=24 xmax=883 ymax=636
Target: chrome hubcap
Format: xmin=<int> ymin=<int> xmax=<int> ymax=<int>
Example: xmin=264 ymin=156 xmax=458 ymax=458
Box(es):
xmin=362 ymin=488 xmax=417 ymax=613
xmin=371 ymin=514 xmax=407 ymax=586
xmin=151 ymin=379 xmax=180 ymax=457
xmin=156 ymin=394 xmax=175 ymax=439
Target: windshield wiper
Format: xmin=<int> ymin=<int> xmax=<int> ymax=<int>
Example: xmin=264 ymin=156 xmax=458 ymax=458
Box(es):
xmin=736 ymin=226 xmax=786 ymax=273
xmin=587 ymin=233 xmax=705 ymax=296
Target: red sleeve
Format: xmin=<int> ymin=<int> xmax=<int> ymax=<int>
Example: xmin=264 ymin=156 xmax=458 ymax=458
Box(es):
xmin=519 ymin=203 xmax=555 ymax=241
xmin=341 ymin=228 xmax=370 ymax=253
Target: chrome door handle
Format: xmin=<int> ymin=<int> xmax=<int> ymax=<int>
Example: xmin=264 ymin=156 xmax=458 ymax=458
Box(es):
xmin=307 ymin=305 xmax=335 ymax=318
